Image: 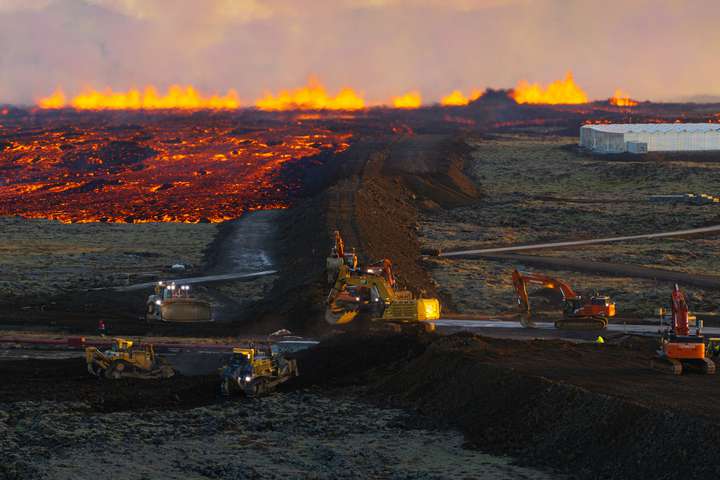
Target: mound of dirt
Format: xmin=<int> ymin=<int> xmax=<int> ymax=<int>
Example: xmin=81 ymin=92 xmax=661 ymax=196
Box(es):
xmin=383 ymin=135 xmax=480 ymax=209
xmin=0 ymin=357 xmax=219 ymax=412
xmin=293 ymin=332 xmax=720 ymax=479
xmin=252 ymin=134 xmax=483 ymax=332
xmin=290 ymin=332 xmax=433 ymax=387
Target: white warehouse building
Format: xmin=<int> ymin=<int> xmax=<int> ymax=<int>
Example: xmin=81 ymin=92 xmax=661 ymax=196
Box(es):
xmin=580 ymin=123 xmax=720 ymax=154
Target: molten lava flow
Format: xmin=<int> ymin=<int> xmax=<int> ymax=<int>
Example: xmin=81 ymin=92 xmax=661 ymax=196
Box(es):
xmin=609 ymin=89 xmax=638 ymax=107
xmin=0 ymin=114 xmax=351 ymax=223
xmin=441 ymin=89 xmax=484 ymax=106
xmin=256 ymin=78 xmax=365 ymax=111
xmin=511 ymin=72 xmax=588 ymax=105
xmin=392 ymin=91 xmax=422 ymax=109
xmin=38 ymin=89 xmax=66 ymax=109
xmin=37 ymin=86 xmax=241 ymax=110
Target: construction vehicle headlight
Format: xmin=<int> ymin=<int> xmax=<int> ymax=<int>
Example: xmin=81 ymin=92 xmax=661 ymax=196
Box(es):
xmin=244 ymin=375 xmax=252 ymax=382
xmin=418 ymin=299 xmax=440 ymax=320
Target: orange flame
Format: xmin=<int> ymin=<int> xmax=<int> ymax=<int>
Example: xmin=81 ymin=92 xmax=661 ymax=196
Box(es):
xmin=441 ymin=89 xmax=484 ymax=106
xmin=38 ymin=89 xmax=67 ymax=109
xmin=392 ymin=91 xmax=422 ymax=109
xmin=609 ymin=89 xmax=638 ymax=107
xmin=255 ymin=77 xmax=365 ymax=111
xmin=37 ymin=85 xmax=241 ymax=110
xmin=511 ymin=72 xmax=588 ymax=105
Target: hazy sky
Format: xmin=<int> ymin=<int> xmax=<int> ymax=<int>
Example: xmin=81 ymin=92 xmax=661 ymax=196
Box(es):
xmin=1 ymin=0 xmax=718 ymax=104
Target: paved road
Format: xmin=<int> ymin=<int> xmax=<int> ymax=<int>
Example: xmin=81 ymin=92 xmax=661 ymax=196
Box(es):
xmin=473 ymin=253 xmax=720 ymax=288
xmin=431 ymin=318 xmax=720 ymax=341
xmin=114 ymin=270 xmax=278 ymax=292
xmin=439 ymin=224 xmax=720 ymax=257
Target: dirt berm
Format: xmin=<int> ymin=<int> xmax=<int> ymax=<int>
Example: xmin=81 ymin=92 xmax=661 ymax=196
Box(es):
xmin=252 ymin=134 xmax=480 ymax=333
xmin=292 ymin=332 xmax=720 ymax=479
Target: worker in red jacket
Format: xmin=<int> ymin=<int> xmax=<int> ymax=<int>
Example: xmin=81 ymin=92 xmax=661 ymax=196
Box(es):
xmin=97 ymin=319 xmax=107 ymax=337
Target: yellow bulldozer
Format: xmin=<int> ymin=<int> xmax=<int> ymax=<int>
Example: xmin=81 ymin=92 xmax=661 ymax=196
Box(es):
xmin=146 ymin=282 xmax=212 ymax=323
xmin=325 ymin=232 xmax=440 ymax=332
xmin=85 ymin=338 xmax=174 ymax=379
xmin=220 ymin=346 xmax=299 ymax=397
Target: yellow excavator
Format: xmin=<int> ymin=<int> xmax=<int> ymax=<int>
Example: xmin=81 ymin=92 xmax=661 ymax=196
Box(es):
xmin=325 ymin=232 xmax=440 ymax=331
xmin=85 ymin=338 xmax=174 ymax=379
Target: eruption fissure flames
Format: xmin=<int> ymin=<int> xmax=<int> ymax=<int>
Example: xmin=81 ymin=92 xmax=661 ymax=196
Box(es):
xmin=511 ymin=72 xmax=588 ymax=105
xmin=392 ymin=91 xmax=422 ymax=109
xmin=0 ymin=118 xmax=351 ymax=223
xmin=39 ymin=86 xmax=241 ymax=110
xmin=609 ymin=89 xmax=639 ymax=107
xmin=256 ymin=78 xmax=365 ymax=111
xmin=440 ymin=90 xmax=483 ymax=106
xmin=35 ymin=74 xmax=639 ymax=110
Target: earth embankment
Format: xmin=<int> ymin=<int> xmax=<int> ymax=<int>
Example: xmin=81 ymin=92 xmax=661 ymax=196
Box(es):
xmin=293 ymin=332 xmax=720 ymax=479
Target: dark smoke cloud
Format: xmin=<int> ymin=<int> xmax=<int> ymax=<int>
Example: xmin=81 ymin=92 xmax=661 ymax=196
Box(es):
xmin=1 ymin=0 xmax=718 ymax=105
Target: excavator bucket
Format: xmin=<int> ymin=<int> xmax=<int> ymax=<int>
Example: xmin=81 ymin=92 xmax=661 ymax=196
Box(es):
xmin=519 ymin=316 xmax=536 ymax=329
xmin=325 ymin=305 xmax=359 ymax=325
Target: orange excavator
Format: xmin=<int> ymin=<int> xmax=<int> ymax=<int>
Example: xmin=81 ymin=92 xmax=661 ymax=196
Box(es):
xmin=652 ymin=285 xmax=715 ymax=375
xmin=512 ymin=269 xmax=615 ymax=330
xmin=326 ymin=230 xmax=358 ymax=284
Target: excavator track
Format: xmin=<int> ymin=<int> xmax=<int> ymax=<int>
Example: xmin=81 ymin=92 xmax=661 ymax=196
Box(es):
xmin=554 ymin=316 xmax=608 ymax=331
xmin=702 ymin=357 xmax=717 ymax=374
xmin=371 ymin=321 xmax=436 ymax=334
xmin=651 ymin=356 xmax=715 ymax=375
xmin=651 ymin=357 xmax=683 ymax=375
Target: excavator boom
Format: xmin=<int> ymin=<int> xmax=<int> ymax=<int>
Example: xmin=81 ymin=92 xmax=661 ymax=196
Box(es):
xmin=671 ymin=284 xmax=690 ymax=336
xmin=511 ymin=269 xmax=614 ymax=330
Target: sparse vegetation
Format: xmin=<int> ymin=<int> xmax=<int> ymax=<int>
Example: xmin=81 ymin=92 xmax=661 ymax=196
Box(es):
xmin=420 ymin=135 xmax=720 ymax=316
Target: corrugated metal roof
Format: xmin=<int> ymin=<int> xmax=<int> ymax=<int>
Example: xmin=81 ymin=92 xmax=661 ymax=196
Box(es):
xmin=582 ymin=123 xmax=720 ymax=134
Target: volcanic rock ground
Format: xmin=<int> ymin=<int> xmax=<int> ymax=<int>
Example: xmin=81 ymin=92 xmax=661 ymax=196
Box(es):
xmin=1 ymin=359 xmax=553 ymax=480
xmin=4 ymin=104 xmax=720 ymax=479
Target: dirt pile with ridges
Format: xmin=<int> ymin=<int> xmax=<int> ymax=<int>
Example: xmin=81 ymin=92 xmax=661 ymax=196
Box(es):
xmin=292 ymin=332 xmax=720 ymax=479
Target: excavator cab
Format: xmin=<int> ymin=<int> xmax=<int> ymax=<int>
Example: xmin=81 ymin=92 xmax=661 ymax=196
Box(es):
xmin=590 ymin=296 xmax=613 ymax=307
